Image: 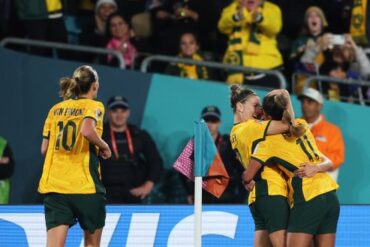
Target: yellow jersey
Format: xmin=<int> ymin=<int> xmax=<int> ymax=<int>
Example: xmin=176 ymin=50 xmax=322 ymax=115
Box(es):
xmin=230 ymin=119 xmax=288 ymax=205
xmin=38 ymin=98 xmax=105 ymax=194
xmin=45 ymin=0 xmax=63 ymax=13
xmin=251 ymin=119 xmax=339 ymax=207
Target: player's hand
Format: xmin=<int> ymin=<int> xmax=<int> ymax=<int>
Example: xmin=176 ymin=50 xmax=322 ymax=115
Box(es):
xmin=295 ymin=163 xmax=319 ymax=178
xmin=99 ymin=144 xmax=111 ymax=159
xmin=243 ymin=180 xmax=255 ymax=192
xmin=266 ymin=89 xmax=289 ymax=98
xmin=130 ymin=181 xmax=154 ymax=199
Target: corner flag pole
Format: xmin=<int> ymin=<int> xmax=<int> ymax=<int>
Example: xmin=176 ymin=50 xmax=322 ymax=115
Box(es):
xmin=194 ymin=121 xmax=204 ymax=247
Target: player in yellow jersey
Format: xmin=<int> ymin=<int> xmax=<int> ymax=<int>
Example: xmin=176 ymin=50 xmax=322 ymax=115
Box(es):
xmin=39 ymin=65 xmax=111 ymax=247
xmin=230 ymin=85 xmax=305 ymax=247
xmin=243 ymin=94 xmax=339 ymax=247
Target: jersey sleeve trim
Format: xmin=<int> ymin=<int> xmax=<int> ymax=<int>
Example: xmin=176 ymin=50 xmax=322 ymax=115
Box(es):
xmin=251 ymin=120 xmax=272 ymax=153
xmin=270 ymin=157 xmax=297 ymax=172
xmin=83 ymin=116 xmax=97 ymax=124
xmin=250 ymin=156 xmax=267 ymax=165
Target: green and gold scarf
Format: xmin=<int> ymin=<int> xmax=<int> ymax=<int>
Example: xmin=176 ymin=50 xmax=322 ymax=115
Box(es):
xmin=350 ymin=0 xmax=369 ymax=45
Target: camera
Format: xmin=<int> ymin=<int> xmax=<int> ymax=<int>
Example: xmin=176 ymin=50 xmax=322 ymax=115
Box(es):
xmin=332 ymin=35 xmax=345 ymax=45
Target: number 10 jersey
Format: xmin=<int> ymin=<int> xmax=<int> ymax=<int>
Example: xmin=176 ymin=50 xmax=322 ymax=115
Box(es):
xmin=38 ymin=98 xmax=105 ymax=194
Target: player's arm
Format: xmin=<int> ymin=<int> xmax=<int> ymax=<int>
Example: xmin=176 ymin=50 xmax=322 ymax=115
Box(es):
xmin=41 ymin=139 xmax=49 ymax=157
xmin=294 ymin=154 xmax=333 ymax=178
xmin=242 ymin=158 xmax=263 ymax=186
xmin=81 ymin=118 xmax=111 ymax=159
xmin=41 ymin=108 xmax=52 ymax=157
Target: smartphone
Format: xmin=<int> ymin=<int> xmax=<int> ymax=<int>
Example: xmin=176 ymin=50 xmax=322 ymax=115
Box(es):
xmin=332 ymin=35 xmax=346 ymax=45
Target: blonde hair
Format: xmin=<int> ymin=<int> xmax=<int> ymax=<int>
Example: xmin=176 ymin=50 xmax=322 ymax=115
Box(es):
xmin=59 ymin=65 xmax=98 ymax=100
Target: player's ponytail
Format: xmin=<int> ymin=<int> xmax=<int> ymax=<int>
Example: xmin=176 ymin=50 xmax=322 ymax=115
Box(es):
xmin=59 ymin=77 xmax=78 ymax=100
xmin=263 ymin=94 xmax=306 ymax=137
xmin=59 ymin=65 xmax=98 ymax=99
xmin=275 ymin=95 xmax=306 ymax=137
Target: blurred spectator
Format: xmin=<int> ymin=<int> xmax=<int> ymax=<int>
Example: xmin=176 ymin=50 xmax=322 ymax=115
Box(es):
xmin=15 ymin=0 xmax=68 ymax=57
xmin=298 ymin=88 xmax=345 ymax=182
xmin=218 ymin=0 xmax=283 ymax=88
xmin=0 ymin=136 xmax=15 ymax=204
xmin=150 ymin=0 xmax=216 ymax=55
xmin=289 ymin=6 xmax=329 ymax=94
xmin=101 ymin=96 xmax=163 ymax=204
xmin=181 ymin=106 xmax=246 ymax=204
xmin=105 ymin=12 xmax=138 ymax=68
xmin=79 ymin=0 xmax=118 ymax=62
xmin=165 ymin=32 xmax=210 ymax=80
xmin=343 ymin=35 xmax=370 ymax=80
xmin=319 ymin=41 xmax=356 ymax=101
xmin=303 ymin=34 xmax=370 ymax=102
xmin=343 ymin=35 xmax=370 ymax=102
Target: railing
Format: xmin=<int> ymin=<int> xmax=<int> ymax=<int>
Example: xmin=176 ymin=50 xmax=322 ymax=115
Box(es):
xmin=0 ymin=37 xmax=125 ymax=69
xmin=303 ymin=75 xmax=370 ymax=105
xmin=140 ymin=55 xmax=287 ymax=89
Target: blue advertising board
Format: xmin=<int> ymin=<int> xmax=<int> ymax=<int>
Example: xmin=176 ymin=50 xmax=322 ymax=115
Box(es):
xmin=0 ymin=205 xmax=369 ymax=246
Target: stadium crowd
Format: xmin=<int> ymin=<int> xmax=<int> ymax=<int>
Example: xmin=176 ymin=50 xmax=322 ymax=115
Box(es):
xmin=0 ymin=0 xmax=370 ymax=103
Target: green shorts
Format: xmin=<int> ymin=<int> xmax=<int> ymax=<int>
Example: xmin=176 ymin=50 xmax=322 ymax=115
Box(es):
xmin=44 ymin=193 xmax=106 ymax=233
xmin=249 ymin=195 xmax=289 ymax=233
xmin=288 ymin=190 xmax=340 ymax=235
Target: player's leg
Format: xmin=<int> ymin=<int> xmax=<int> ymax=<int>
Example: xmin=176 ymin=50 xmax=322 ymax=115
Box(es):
xmin=249 ymin=202 xmax=272 ymax=247
xmin=288 ymin=191 xmax=339 ymax=247
xmin=254 ymin=230 xmax=273 ymax=247
xmin=269 ymin=230 xmax=286 ymax=247
xmin=72 ymin=193 xmax=106 ymax=247
xmin=314 ymin=233 xmax=336 ymax=247
xmin=287 ymin=232 xmax=313 ymax=247
xmin=314 ymin=191 xmax=340 ymax=247
xmin=287 ymin=197 xmax=319 ymax=247
xmin=44 ymin=193 xmax=77 ymax=247
xmin=265 ymin=196 xmax=289 ymax=247
xmin=83 ymin=228 xmax=103 ymax=247
xmin=47 ymin=225 xmax=69 ymax=247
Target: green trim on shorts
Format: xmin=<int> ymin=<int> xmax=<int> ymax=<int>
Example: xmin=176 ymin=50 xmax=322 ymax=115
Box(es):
xmin=288 ymin=190 xmax=340 ymax=235
xmin=249 ymin=195 xmax=289 ymax=233
xmin=44 ymin=193 xmax=106 ymax=233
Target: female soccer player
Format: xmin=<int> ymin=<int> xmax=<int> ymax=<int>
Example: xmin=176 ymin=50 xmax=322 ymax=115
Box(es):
xmin=243 ymin=94 xmax=339 ymax=247
xmin=230 ymin=85 xmax=304 ymax=247
xmin=38 ymin=65 xmax=111 ymax=247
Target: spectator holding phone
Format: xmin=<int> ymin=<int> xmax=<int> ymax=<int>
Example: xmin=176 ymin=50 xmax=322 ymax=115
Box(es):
xmin=289 ymin=6 xmax=329 ymax=94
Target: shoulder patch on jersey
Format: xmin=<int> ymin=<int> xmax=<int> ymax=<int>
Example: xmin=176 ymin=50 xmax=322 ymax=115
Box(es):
xmin=96 ymin=109 xmax=102 ymax=118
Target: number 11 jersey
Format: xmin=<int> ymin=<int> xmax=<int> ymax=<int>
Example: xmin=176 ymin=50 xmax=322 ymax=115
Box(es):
xmin=251 ymin=119 xmax=339 ymax=207
xmin=38 ymin=98 xmax=105 ymax=194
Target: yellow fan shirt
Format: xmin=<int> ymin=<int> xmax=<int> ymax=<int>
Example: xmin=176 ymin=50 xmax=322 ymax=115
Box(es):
xmin=38 ymin=98 xmax=105 ymax=194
